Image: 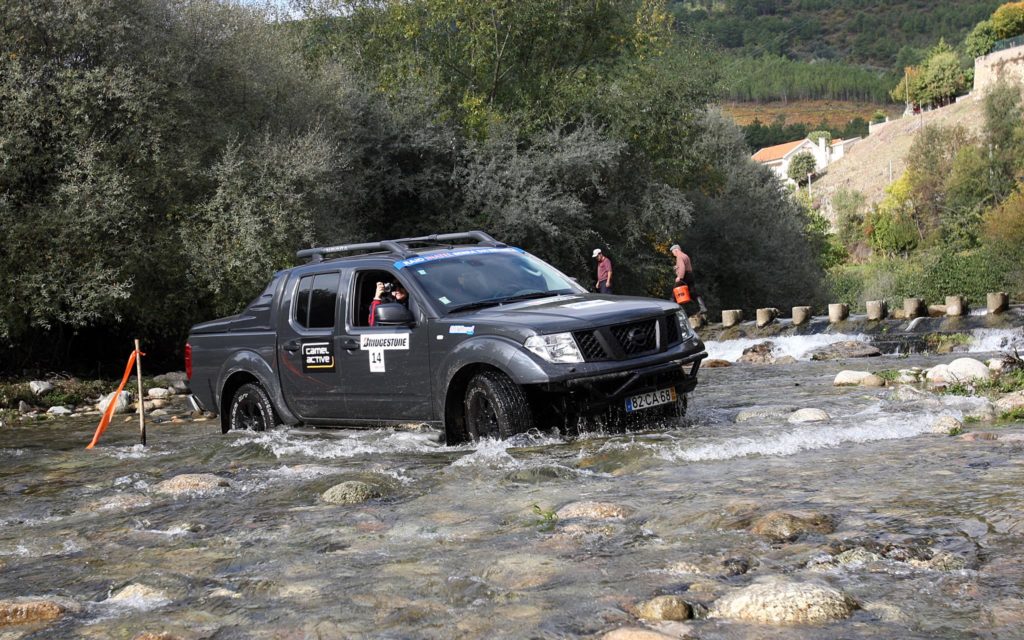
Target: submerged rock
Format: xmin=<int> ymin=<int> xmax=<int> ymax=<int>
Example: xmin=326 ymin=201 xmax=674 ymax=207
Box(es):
xmin=750 ymin=511 xmax=835 ymax=542
xmin=711 ymin=580 xmax=857 ymax=624
xmin=556 ymin=501 xmax=632 ymax=520
xmin=834 ymin=547 xmax=884 ymax=566
xmin=153 ymin=473 xmax=230 ymax=496
xmin=635 ymin=595 xmax=692 ymax=621
xmin=735 ymin=406 xmax=797 ymax=422
xmin=602 ymin=628 xmax=676 ymax=640
xmin=808 ymin=341 xmax=881 ymax=361
xmin=107 ymin=584 xmax=170 ymax=608
xmin=929 ymin=416 xmax=964 ymax=435
xmin=703 ymin=359 xmax=731 ymax=368
xmin=0 ymin=597 xmax=79 ymax=626
xmin=737 ymin=341 xmax=775 ymax=364
xmin=787 ymin=408 xmax=830 ymax=424
xmin=321 ymin=481 xmax=386 ymax=505
xmin=773 ymin=355 xmax=798 ymax=365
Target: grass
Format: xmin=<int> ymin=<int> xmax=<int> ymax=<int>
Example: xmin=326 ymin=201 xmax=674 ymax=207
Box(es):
xmin=936 ymin=368 xmax=1024 ymax=399
xmin=874 ymin=369 xmax=901 ymax=382
xmin=531 ymin=504 xmax=559 ymax=531
xmin=925 ymin=333 xmax=972 ymax=354
xmin=999 ymin=407 xmax=1024 ymax=423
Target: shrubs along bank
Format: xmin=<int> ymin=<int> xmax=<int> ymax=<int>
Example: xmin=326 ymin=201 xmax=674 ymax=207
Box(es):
xmin=0 ymin=0 xmax=826 ymax=376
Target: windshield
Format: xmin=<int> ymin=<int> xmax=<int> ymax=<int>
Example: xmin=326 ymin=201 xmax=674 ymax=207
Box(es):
xmin=398 ymin=250 xmax=583 ymax=313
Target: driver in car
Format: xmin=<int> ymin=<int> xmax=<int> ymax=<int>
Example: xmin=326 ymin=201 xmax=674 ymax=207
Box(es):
xmin=369 ymin=281 xmax=408 ymax=326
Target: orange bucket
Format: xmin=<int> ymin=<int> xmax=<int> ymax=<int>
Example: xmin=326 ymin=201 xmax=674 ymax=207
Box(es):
xmin=673 ymin=285 xmax=691 ymax=304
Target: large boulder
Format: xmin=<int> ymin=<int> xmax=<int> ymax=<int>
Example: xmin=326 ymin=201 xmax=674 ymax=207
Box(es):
xmin=97 ymin=391 xmax=132 ymax=414
xmin=808 ymin=341 xmax=881 ymax=361
xmin=946 ymin=358 xmax=991 ymax=383
xmin=750 ymin=511 xmax=834 ymax=542
xmin=925 ymin=364 xmax=952 ymax=385
xmin=28 ymin=381 xmax=54 ymax=396
xmin=711 ymin=580 xmax=857 ymax=624
xmin=735 ymin=406 xmax=797 ymax=422
xmin=737 ymin=341 xmax=775 ymax=365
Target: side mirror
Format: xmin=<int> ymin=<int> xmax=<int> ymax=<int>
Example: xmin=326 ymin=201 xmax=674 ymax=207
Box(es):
xmin=374 ymin=302 xmax=414 ymax=326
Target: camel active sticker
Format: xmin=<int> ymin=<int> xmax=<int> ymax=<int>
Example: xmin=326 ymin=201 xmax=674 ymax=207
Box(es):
xmin=360 ymin=333 xmax=410 ymax=373
xmin=301 ymin=342 xmax=335 ymax=372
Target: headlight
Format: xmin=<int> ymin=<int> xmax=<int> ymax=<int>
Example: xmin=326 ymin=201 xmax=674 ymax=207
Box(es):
xmin=676 ymin=310 xmax=697 ymax=341
xmin=524 ymin=332 xmax=584 ymax=363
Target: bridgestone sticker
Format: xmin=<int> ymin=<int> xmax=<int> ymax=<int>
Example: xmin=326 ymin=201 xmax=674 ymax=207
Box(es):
xmin=360 ymin=334 xmax=410 ymax=350
xmin=302 ymin=342 xmax=335 ymax=372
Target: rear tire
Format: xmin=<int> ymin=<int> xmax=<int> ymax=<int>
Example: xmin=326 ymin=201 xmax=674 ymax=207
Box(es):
xmin=228 ymin=383 xmax=277 ymax=432
xmin=464 ymin=371 xmax=533 ymax=441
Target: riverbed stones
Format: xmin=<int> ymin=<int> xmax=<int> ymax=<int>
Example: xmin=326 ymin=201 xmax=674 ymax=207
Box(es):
xmin=28 ymin=381 xmax=53 ymax=396
xmin=97 ymin=390 xmax=132 ymax=414
xmin=711 ymin=580 xmax=857 ymax=624
xmin=750 ymin=511 xmax=835 ymax=542
xmin=635 ymin=596 xmax=692 ymax=621
xmin=0 ymin=598 xmax=79 ymax=626
xmin=787 ymin=408 xmax=830 ymax=423
xmin=46 ymin=405 xmax=71 ymax=416
xmin=556 ymin=501 xmax=632 ymax=520
xmin=107 ymin=584 xmax=170 ymax=607
xmin=807 ymin=341 xmax=881 ymax=360
xmin=703 ymin=359 xmax=731 ymax=368
xmin=18 ymin=400 xmax=32 ymax=414
xmin=153 ymin=473 xmax=230 ymax=496
xmin=321 ymin=481 xmax=386 ymax=505
xmin=147 ymin=387 xmax=171 ymax=399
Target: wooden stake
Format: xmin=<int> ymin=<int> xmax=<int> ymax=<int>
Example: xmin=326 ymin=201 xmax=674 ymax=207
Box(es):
xmin=135 ymin=339 xmax=146 ymax=446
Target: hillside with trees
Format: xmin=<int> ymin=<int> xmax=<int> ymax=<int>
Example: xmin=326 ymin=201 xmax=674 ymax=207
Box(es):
xmin=0 ymin=0 xmax=828 ymax=373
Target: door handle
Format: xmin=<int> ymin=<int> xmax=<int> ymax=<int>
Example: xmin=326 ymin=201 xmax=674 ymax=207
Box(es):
xmin=283 ymin=339 xmax=301 ymax=353
xmin=341 ymin=338 xmax=359 ymax=350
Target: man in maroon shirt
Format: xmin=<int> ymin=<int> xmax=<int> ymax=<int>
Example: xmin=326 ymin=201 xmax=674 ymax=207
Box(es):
xmin=593 ymin=248 xmax=613 ymax=294
xmin=670 ymin=243 xmax=706 ymax=315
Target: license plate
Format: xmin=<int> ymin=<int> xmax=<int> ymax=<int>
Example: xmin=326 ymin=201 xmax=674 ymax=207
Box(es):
xmin=624 ymin=386 xmax=677 ymax=412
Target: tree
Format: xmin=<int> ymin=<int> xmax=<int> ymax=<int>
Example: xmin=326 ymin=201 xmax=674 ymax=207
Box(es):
xmin=807 ymin=130 xmax=831 ymax=145
xmin=921 ymin=42 xmax=966 ymax=105
xmin=965 ymin=19 xmax=998 ymax=58
xmin=867 ymin=175 xmax=919 ymax=257
xmin=992 ymin=2 xmax=1024 ymax=39
xmin=788 ymin=152 xmax=817 ymax=184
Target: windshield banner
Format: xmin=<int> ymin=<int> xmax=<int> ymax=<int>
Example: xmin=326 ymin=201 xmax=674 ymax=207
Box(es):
xmin=394 ymin=247 xmax=524 ymax=270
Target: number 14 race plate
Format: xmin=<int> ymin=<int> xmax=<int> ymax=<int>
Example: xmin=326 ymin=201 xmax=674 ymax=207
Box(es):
xmin=624 ymin=386 xmax=677 ymax=412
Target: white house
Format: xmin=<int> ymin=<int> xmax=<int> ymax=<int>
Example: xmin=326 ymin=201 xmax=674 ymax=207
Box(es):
xmin=752 ymin=136 xmax=861 ymax=183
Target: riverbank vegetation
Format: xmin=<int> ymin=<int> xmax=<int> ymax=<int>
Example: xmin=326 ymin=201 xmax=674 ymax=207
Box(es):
xmin=0 ymin=0 xmax=827 ymax=374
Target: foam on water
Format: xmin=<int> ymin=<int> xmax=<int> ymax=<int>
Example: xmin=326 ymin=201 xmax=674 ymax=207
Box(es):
xmin=652 ymin=411 xmax=946 ymax=463
xmin=968 ymin=327 xmax=1024 ymax=353
xmin=234 ymin=428 xmax=445 ymax=459
xmin=704 ymin=333 xmax=869 ymax=362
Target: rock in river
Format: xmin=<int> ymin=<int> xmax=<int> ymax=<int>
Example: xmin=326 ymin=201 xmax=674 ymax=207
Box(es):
xmin=556 ymin=501 xmax=633 ymax=520
xmin=833 ymin=370 xmax=873 ymax=386
xmin=737 ymin=341 xmax=775 ymax=364
xmin=808 ymin=341 xmax=881 ymax=361
xmin=635 ymin=595 xmax=692 ymax=621
xmin=947 ymin=358 xmax=991 ymax=383
xmin=153 ymin=473 xmax=230 ymax=496
xmin=0 ymin=597 xmax=79 ymax=626
xmin=750 ymin=510 xmax=835 ymax=542
xmin=787 ymin=408 xmax=830 ymax=424
xmin=995 ymin=391 xmax=1024 ymax=413
xmin=321 ymin=481 xmax=386 ymax=505
xmin=711 ymin=580 xmax=857 ymax=624
xmin=602 ymin=628 xmax=676 ymax=640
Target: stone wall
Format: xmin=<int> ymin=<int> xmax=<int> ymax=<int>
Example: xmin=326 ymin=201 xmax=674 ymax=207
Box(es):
xmin=974 ymin=44 xmax=1024 ymax=94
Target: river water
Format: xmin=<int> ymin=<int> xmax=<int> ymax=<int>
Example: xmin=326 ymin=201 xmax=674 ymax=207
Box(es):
xmin=2 ymin=330 xmax=1024 ymax=639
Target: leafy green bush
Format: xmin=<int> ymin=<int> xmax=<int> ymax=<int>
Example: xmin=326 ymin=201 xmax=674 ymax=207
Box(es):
xmin=788 ymin=152 xmax=817 ymax=184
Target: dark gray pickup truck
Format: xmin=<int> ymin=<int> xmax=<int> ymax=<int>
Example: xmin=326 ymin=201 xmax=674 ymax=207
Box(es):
xmin=186 ymin=231 xmax=706 ymax=443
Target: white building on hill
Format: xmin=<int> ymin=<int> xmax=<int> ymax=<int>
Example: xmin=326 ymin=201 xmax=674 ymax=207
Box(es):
xmin=752 ymin=136 xmax=861 ymax=184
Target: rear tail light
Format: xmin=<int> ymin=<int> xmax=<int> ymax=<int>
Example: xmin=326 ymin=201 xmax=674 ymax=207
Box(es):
xmin=185 ymin=343 xmax=192 ymax=381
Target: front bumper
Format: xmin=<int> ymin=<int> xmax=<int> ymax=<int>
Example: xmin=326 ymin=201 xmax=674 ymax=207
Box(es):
xmin=537 ymin=349 xmax=706 ymax=412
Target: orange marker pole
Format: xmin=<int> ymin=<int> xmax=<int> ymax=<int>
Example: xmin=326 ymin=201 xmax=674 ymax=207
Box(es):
xmin=87 ymin=349 xmax=139 ymax=449
xmin=135 ymin=339 xmax=146 ymax=446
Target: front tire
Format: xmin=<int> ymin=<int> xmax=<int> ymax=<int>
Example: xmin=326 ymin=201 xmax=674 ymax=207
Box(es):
xmin=464 ymin=371 xmax=533 ymax=441
xmin=228 ymin=383 xmax=277 ymax=432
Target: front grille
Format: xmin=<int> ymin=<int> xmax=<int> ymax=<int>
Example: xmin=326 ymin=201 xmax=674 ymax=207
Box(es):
xmin=610 ymin=320 xmax=657 ymax=356
xmin=573 ymin=330 xmax=609 ymax=361
xmin=663 ymin=313 xmax=680 ymax=345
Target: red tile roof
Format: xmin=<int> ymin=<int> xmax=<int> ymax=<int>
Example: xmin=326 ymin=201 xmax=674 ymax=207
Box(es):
xmin=751 ymin=139 xmax=805 ymax=163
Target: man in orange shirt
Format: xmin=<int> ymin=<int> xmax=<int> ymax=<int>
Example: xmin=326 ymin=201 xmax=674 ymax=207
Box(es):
xmin=670 ymin=244 xmax=706 ymax=315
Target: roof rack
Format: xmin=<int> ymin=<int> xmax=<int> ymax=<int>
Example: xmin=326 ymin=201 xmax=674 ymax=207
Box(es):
xmin=296 ymin=230 xmax=504 ymax=263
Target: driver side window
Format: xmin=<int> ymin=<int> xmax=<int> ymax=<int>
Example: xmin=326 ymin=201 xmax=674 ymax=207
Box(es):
xmin=352 ymin=269 xmax=414 ymax=328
